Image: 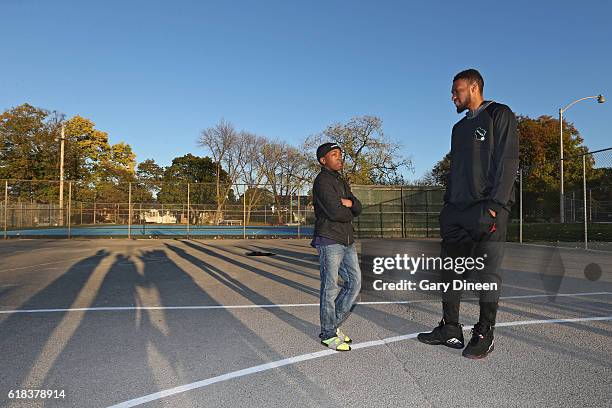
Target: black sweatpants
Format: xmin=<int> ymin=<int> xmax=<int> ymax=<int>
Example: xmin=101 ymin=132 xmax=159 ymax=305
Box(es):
xmin=439 ymin=201 xmax=509 ymax=327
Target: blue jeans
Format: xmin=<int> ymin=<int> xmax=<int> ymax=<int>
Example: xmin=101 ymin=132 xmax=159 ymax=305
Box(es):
xmin=317 ymin=243 xmax=362 ymax=339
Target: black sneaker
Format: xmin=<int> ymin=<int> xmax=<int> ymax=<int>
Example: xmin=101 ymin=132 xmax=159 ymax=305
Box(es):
xmin=462 ymin=322 xmax=494 ymax=359
xmin=417 ymin=319 xmax=465 ymax=349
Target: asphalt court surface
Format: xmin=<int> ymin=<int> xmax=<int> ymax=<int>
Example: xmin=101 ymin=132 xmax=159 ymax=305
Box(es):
xmin=0 ymin=238 xmax=610 ymax=407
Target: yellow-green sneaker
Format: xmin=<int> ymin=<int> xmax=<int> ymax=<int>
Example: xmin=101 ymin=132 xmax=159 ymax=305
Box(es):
xmin=321 ymin=336 xmax=351 ymax=351
xmin=336 ymin=328 xmax=352 ymax=344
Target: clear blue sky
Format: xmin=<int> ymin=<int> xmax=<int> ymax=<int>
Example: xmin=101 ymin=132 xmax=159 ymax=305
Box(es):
xmin=2 ymin=0 xmax=611 ymax=180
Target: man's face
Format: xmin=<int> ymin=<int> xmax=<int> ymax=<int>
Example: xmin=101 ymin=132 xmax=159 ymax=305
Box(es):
xmin=320 ymin=148 xmax=343 ymax=171
xmin=451 ymin=79 xmax=477 ymax=113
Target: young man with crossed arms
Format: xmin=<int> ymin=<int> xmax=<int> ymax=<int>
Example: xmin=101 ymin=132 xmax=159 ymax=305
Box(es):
xmin=312 ymin=143 xmax=363 ymax=351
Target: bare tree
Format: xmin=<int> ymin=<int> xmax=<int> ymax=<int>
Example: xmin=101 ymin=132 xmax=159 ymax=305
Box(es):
xmin=198 ymin=120 xmax=247 ymax=224
xmin=258 ymin=141 xmax=288 ymax=224
xmin=238 ymin=132 xmax=268 ymax=224
xmin=305 ymin=115 xmax=412 ymax=184
xmin=257 ymin=141 xmax=314 ymax=224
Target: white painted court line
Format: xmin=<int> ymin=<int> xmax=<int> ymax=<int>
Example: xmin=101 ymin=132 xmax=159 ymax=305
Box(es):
xmin=358 ymin=291 xmax=612 ymax=304
xmin=106 ymin=315 xmax=612 ymax=408
xmin=1 ymin=291 xmax=610 ymax=315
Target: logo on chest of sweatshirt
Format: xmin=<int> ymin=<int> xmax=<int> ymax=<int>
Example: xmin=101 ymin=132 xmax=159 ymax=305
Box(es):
xmin=474 ymin=127 xmax=487 ymax=141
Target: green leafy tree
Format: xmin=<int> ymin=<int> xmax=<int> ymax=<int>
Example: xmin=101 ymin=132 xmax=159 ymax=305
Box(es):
xmin=0 ymin=104 xmax=64 ymax=202
xmin=418 ymin=153 xmax=451 ymax=186
xmin=0 ymin=104 xmax=61 ymax=181
xmin=136 ymin=159 xmax=164 ymax=199
xmin=0 ymin=105 xmax=143 ymax=207
xmin=158 ymin=154 xmax=230 ymax=205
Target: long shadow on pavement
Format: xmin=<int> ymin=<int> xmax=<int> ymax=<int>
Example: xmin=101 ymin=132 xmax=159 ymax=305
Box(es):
xmin=36 ymin=246 xmax=331 ymax=407
xmin=0 ymin=250 xmax=110 ymax=407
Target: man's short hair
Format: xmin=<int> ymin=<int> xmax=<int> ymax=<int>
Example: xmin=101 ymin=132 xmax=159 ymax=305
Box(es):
xmin=453 ymin=69 xmax=484 ymax=94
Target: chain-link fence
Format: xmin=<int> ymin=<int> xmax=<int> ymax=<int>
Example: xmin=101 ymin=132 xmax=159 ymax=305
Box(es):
xmin=0 ymin=179 xmax=316 ymax=238
xmin=0 ymin=178 xmax=444 ymax=239
xmin=2 ymin=149 xmax=611 ymax=248
xmin=352 ymin=185 xmax=444 ymax=238
xmin=517 ymin=147 xmax=612 ymax=250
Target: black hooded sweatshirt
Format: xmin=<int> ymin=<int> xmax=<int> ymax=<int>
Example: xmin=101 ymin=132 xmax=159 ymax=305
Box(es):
xmin=444 ymin=101 xmax=519 ymax=213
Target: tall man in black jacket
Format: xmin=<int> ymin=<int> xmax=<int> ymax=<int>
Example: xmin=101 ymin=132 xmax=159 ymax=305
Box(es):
xmin=418 ymin=69 xmax=519 ymax=359
xmin=312 ymin=143 xmax=363 ymax=351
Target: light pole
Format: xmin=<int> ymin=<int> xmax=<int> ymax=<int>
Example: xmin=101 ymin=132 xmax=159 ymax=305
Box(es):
xmin=558 ymin=94 xmax=605 ymax=223
xmin=59 ymin=124 xmax=65 ymax=226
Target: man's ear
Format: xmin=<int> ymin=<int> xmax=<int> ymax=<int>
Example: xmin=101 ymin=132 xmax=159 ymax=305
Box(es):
xmin=319 ymin=157 xmax=326 ymax=166
xmin=470 ymin=81 xmax=478 ymax=94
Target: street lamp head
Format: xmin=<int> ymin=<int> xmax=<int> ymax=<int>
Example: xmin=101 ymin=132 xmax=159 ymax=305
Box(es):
xmin=597 ymin=94 xmax=605 ymax=103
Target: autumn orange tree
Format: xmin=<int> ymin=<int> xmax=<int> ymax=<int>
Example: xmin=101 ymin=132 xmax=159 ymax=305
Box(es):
xmin=421 ymin=114 xmax=596 ymax=221
xmin=518 ymin=115 xmax=594 ymax=193
xmin=0 ymin=104 xmax=146 ymax=203
xmin=422 ymin=115 xmax=594 ymax=191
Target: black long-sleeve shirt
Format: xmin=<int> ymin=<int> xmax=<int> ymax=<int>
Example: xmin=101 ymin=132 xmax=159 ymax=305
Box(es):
xmin=444 ymin=101 xmax=519 ymax=212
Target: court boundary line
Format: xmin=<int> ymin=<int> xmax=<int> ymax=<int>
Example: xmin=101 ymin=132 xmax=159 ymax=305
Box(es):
xmin=106 ymin=315 xmax=612 ymax=408
xmin=1 ymin=291 xmax=610 ymax=315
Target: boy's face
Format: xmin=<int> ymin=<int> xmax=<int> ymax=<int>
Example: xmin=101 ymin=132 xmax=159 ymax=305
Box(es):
xmin=320 ymin=148 xmax=343 ymax=171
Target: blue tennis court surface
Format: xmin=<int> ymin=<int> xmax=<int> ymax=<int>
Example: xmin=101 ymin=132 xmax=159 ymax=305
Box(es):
xmin=5 ymin=225 xmax=314 ymax=237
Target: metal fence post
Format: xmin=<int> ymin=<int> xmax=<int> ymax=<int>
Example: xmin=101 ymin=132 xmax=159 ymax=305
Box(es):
xmin=297 ymin=181 xmax=301 ymax=239
xmin=3 ymin=180 xmax=7 ymax=239
xmin=243 ymin=185 xmax=246 ymax=239
xmin=519 ymin=168 xmax=523 ymax=243
xmin=589 ymin=189 xmax=592 ymax=222
xmin=187 ymin=183 xmax=190 ymax=239
xmin=128 ymin=182 xmax=132 ymax=239
xmin=583 ymin=154 xmax=588 ymax=249
xmin=400 ymin=186 xmax=405 ymax=238
xmin=570 ymin=191 xmax=576 ymax=222
xmin=68 ymin=182 xmax=72 ymax=239
xmin=379 ymin=202 xmax=384 ymax=238
xmin=425 ymin=189 xmax=429 ymax=238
